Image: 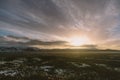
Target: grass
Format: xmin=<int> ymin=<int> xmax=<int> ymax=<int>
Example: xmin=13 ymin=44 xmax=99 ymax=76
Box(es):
xmin=0 ymin=49 xmax=120 ymax=80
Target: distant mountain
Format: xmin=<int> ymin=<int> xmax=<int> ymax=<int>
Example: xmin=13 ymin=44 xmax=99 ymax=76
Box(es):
xmin=0 ymin=46 xmax=119 ymax=53
xmin=0 ymin=46 xmax=40 ymax=52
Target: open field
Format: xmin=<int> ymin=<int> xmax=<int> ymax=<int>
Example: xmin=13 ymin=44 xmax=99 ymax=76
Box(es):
xmin=0 ymin=50 xmax=120 ymax=80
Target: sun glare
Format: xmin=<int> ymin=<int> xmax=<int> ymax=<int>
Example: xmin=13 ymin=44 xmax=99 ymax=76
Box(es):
xmin=68 ymin=36 xmax=90 ymax=46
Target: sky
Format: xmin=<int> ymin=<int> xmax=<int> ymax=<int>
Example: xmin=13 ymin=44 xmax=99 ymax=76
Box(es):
xmin=0 ymin=0 xmax=120 ymax=50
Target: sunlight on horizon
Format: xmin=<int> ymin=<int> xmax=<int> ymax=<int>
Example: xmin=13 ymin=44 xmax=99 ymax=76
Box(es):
xmin=68 ymin=36 xmax=91 ymax=46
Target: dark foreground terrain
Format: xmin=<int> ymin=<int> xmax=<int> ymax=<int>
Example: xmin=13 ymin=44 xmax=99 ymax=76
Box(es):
xmin=0 ymin=49 xmax=120 ymax=80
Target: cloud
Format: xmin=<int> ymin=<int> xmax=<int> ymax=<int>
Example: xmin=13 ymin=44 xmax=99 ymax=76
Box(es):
xmin=100 ymin=39 xmax=120 ymax=50
xmin=0 ymin=0 xmax=120 ymax=49
xmin=0 ymin=35 xmax=68 ymax=48
xmin=0 ymin=35 xmax=29 ymax=43
xmin=25 ymin=40 xmax=67 ymax=46
xmin=80 ymin=44 xmax=98 ymax=49
xmin=0 ymin=35 xmax=28 ymax=47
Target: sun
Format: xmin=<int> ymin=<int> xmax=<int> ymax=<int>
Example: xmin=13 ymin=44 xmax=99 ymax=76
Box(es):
xmin=68 ymin=36 xmax=90 ymax=46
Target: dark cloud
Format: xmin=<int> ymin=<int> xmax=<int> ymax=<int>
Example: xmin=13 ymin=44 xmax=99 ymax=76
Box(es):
xmin=24 ymin=40 xmax=67 ymax=46
xmin=81 ymin=45 xmax=98 ymax=49
xmin=0 ymin=35 xmax=68 ymax=48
